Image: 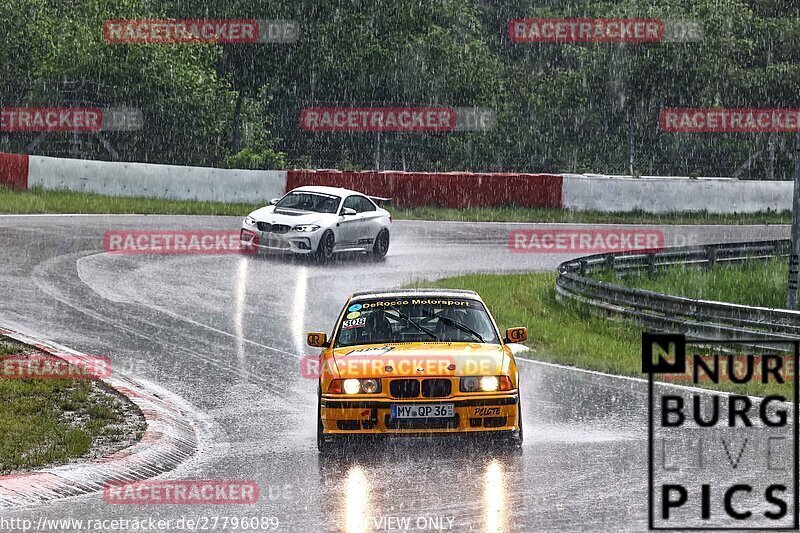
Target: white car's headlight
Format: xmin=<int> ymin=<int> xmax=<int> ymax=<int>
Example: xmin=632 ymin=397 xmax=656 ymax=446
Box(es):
xmin=294 ymin=224 xmax=320 ymax=233
xmin=244 ymin=216 xmax=256 ymax=226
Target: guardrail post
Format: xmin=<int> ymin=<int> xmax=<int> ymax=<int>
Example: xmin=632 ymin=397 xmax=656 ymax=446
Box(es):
xmin=605 ymin=254 xmax=615 ymax=272
xmin=647 ymin=253 xmax=656 ymax=276
xmin=579 ymin=259 xmax=588 ymax=276
xmin=706 ymin=246 xmax=716 ymax=269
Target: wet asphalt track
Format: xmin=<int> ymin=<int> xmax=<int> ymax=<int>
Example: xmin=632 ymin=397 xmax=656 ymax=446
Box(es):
xmin=0 ymin=215 xmax=792 ymax=532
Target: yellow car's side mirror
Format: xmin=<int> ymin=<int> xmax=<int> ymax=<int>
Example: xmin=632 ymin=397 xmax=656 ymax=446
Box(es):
xmin=307 ymin=332 xmax=328 ymax=347
xmin=505 ymin=327 xmax=527 ymax=344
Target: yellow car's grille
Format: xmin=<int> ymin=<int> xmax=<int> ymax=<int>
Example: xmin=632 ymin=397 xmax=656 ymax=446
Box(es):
xmin=389 ymin=379 xmax=420 ymax=398
xmin=388 ymin=378 xmax=452 ymax=399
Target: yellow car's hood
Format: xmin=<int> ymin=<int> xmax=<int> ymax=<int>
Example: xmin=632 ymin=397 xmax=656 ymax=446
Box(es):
xmin=330 ymin=342 xmax=509 ymax=379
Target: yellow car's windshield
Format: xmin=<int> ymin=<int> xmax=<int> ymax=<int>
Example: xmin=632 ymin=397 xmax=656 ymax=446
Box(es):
xmin=334 ymin=298 xmax=500 ymax=347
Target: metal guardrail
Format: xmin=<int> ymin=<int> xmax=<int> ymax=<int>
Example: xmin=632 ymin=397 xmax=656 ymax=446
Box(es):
xmin=555 ymin=239 xmax=800 ymax=346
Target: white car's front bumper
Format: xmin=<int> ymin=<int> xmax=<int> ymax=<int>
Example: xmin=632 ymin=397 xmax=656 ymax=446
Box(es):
xmin=240 ymin=226 xmax=319 ymax=255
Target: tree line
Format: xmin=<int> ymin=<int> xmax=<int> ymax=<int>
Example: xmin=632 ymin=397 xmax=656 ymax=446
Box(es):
xmin=1 ymin=0 xmax=798 ymax=178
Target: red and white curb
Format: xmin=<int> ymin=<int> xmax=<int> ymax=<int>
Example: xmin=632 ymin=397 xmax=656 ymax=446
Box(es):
xmin=0 ymin=326 xmax=198 ymax=510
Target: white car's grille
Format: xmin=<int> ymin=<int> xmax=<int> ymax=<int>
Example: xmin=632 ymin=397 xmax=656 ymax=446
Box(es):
xmin=256 ymin=222 xmax=291 ymax=234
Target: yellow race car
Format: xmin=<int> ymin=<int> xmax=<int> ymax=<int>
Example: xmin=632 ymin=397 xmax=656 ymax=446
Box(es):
xmin=308 ymin=289 xmax=526 ymax=450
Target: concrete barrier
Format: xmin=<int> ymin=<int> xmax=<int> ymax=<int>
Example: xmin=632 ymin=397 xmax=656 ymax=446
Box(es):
xmin=0 ymin=151 xmax=794 ymax=213
xmin=26 ymin=155 xmax=287 ymax=204
xmin=561 ymin=174 xmax=792 ymax=214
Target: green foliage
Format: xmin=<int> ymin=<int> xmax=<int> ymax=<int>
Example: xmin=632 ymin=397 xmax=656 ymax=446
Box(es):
xmin=598 ymin=257 xmax=789 ymax=309
xmin=1 ymin=0 xmax=799 ymax=176
xmin=0 ymin=348 xmax=123 ymax=474
xmin=224 ymin=147 xmax=287 ymax=170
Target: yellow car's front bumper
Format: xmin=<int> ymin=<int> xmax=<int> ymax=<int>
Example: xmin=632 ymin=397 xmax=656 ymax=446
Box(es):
xmin=320 ymin=393 xmax=520 ymax=435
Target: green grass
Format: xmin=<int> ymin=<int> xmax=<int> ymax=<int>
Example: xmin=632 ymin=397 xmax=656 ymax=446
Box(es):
xmin=596 ymin=257 xmax=788 ymax=309
xmin=0 ymin=338 xmax=142 ymax=475
xmin=412 ymin=271 xmax=790 ymax=397
xmin=390 ymin=205 xmax=791 ymax=225
xmin=0 ymin=187 xmax=791 ymax=225
xmin=0 ymin=187 xmax=260 ymax=216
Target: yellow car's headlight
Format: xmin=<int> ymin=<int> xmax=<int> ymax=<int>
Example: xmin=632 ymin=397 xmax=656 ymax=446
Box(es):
xmin=329 ymin=378 xmax=382 ymax=394
xmin=460 ymin=376 xmax=513 ymax=392
xmin=480 ymin=376 xmax=499 ymax=392
xmin=343 ymin=378 xmax=361 ymax=395
xmin=361 ymin=378 xmax=380 ymax=394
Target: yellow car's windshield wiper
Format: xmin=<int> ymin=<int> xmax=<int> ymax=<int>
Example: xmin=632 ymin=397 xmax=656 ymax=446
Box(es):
xmin=388 ymin=306 xmax=438 ymax=341
xmin=425 ymin=311 xmax=485 ymax=343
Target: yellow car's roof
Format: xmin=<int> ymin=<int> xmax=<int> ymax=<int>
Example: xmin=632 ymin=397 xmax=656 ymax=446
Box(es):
xmin=349 ymin=288 xmax=482 ymax=303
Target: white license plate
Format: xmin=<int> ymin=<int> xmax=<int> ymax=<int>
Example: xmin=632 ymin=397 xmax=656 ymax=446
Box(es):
xmin=261 ymin=233 xmax=286 ymax=248
xmin=390 ymin=404 xmax=454 ymax=419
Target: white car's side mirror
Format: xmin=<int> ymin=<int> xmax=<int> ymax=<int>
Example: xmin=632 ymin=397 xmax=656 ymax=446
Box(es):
xmin=341 ymin=207 xmax=357 ymax=216
xmin=269 ymin=198 xmax=280 ymax=205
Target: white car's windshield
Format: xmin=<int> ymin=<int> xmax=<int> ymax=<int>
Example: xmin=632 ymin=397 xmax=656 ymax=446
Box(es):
xmin=334 ymin=297 xmax=500 ymax=347
xmin=275 ymin=192 xmax=340 ymax=214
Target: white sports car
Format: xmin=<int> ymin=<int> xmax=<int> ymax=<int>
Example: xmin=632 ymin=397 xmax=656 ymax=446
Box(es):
xmin=240 ymin=186 xmax=392 ymax=260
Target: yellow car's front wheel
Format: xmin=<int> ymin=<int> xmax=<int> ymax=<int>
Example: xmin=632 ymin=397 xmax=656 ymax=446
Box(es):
xmin=510 ymin=402 xmax=524 ymax=446
xmin=317 ymin=387 xmax=338 ymax=452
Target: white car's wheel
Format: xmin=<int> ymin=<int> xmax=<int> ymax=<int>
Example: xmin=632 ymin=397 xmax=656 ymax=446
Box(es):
xmin=315 ymin=230 xmax=336 ymax=262
xmin=371 ymin=229 xmax=390 ymax=259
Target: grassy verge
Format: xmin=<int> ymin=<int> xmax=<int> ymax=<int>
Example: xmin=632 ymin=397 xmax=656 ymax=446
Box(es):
xmin=0 ymin=187 xmax=260 ymax=216
xmin=0 ymin=187 xmax=791 ymax=225
xmin=389 ymin=205 xmax=791 ymax=225
xmin=596 ymin=257 xmax=787 ymax=309
xmin=0 ymin=338 xmax=145 ymax=475
xmin=412 ymin=271 xmax=789 ymax=397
